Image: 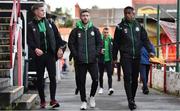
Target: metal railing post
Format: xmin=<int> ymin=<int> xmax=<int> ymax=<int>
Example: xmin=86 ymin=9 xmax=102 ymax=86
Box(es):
xmin=157 ymin=5 xmax=160 ymax=58
xmin=164 ymin=64 xmax=167 ymax=93
xmin=176 ymin=0 xmax=180 ymax=72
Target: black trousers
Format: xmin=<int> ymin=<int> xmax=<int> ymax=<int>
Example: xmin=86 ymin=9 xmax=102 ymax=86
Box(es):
xmin=98 ymin=61 xmax=113 ymax=89
xmin=121 ymin=57 xmax=140 ymax=101
xmin=76 ymin=63 xmax=99 ymax=102
xmin=116 ymin=62 xmax=121 ymax=81
xmin=35 ymin=53 xmax=57 ymax=102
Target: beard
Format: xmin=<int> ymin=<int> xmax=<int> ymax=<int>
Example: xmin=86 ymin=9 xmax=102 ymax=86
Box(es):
xmin=82 ymin=19 xmax=88 ymax=24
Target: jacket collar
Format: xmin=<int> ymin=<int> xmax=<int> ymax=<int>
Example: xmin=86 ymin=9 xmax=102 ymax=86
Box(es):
xmin=76 ymin=20 xmax=93 ymax=30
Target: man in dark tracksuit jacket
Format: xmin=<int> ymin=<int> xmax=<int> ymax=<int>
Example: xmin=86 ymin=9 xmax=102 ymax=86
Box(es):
xmin=68 ymin=10 xmax=102 ymax=110
xmin=113 ymin=6 xmax=154 ymax=110
xmin=27 ymin=3 xmax=65 ymax=108
xmin=98 ymin=28 xmax=114 ymax=95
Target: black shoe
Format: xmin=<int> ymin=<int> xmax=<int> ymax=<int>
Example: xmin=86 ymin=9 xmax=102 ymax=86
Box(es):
xmin=108 ymin=88 xmax=114 ymax=96
xmin=143 ymin=88 xmax=149 ymax=95
xmin=75 ymin=88 xmax=79 ymax=95
xmin=133 ymin=100 xmax=137 ymax=108
xmin=128 ymin=99 xmax=137 ymax=110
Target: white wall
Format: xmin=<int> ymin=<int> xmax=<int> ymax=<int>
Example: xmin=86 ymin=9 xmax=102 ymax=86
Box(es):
xmin=151 ymin=68 xmax=180 ymax=95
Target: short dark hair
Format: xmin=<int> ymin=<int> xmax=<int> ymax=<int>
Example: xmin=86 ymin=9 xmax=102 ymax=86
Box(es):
xmin=80 ymin=9 xmax=89 ymax=16
xmin=103 ymin=27 xmax=109 ymax=30
xmin=31 ymin=3 xmax=44 ymax=12
xmin=124 ymin=6 xmax=134 ymax=12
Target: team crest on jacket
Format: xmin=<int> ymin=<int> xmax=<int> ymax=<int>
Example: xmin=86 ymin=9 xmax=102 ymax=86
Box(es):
xmin=33 ymin=28 xmax=36 ymax=31
xmin=91 ymin=31 xmax=95 ymax=36
xmin=124 ymin=28 xmax=128 ymax=33
xmin=49 ymin=24 xmax=52 ymax=28
xmin=78 ymin=33 xmax=81 ymax=38
xmin=136 ymin=27 xmax=140 ymax=32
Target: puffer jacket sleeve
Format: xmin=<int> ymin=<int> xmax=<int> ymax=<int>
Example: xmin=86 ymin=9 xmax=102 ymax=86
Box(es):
xmin=113 ymin=25 xmax=121 ymax=61
xmin=50 ymin=21 xmax=67 ymax=53
xmin=94 ymin=27 xmax=102 ymax=57
xmin=27 ymin=22 xmax=37 ymax=51
xmin=140 ymin=26 xmax=152 ymax=53
xmin=68 ymin=28 xmax=78 ymax=60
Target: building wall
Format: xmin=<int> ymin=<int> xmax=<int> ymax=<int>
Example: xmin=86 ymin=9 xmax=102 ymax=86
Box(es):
xmin=75 ymin=3 xmax=80 ymax=19
xmin=152 ymin=68 xmax=164 ymax=91
xmin=152 ymin=68 xmax=180 ymax=96
xmin=58 ymin=28 xmax=72 ymax=42
xmin=89 ymin=8 xmax=123 ymax=27
xmin=74 ymin=4 xmax=124 ymax=27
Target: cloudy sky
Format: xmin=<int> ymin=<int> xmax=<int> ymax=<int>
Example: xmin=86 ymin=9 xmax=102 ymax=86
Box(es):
xmin=45 ymin=0 xmax=132 ymax=10
xmin=45 ymin=0 xmax=132 ymax=17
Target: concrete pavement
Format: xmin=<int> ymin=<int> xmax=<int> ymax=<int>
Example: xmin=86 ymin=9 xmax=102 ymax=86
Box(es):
xmin=31 ymin=70 xmax=180 ymax=111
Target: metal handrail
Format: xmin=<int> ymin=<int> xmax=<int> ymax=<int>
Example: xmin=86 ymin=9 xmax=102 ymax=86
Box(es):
xmin=165 ymin=59 xmax=180 ymax=63
xmin=8 ymin=0 xmax=22 ymax=86
xmin=153 ymin=41 xmax=180 ymax=63
xmin=149 ymin=42 xmax=179 ymax=93
xmin=154 ymin=41 xmax=180 ymax=47
xmin=9 ymin=0 xmax=16 ymax=68
xmin=9 ymin=0 xmax=20 ymax=68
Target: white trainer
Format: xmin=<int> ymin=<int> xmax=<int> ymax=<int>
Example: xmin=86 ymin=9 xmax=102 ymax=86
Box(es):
xmin=89 ymin=96 xmax=96 ymax=108
xmin=80 ymin=102 xmax=87 ymax=110
xmin=98 ymin=88 xmax=104 ymax=94
xmin=108 ymin=88 xmax=114 ymax=95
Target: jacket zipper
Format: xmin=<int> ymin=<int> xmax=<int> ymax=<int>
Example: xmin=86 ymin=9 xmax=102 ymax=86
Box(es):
xmin=129 ymin=24 xmax=135 ymax=59
xmin=44 ymin=32 xmax=48 ymax=53
xmin=85 ymin=29 xmax=88 ymax=63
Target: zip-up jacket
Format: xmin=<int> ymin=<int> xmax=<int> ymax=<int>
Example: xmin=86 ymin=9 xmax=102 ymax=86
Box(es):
xmin=98 ymin=35 xmax=113 ymax=63
xmin=68 ymin=20 xmax=102 ymax=64
xmin=113 ymin=19 xmax=153 ymax=60
xmin=27 ymin=18 xmax=66 ymax=59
